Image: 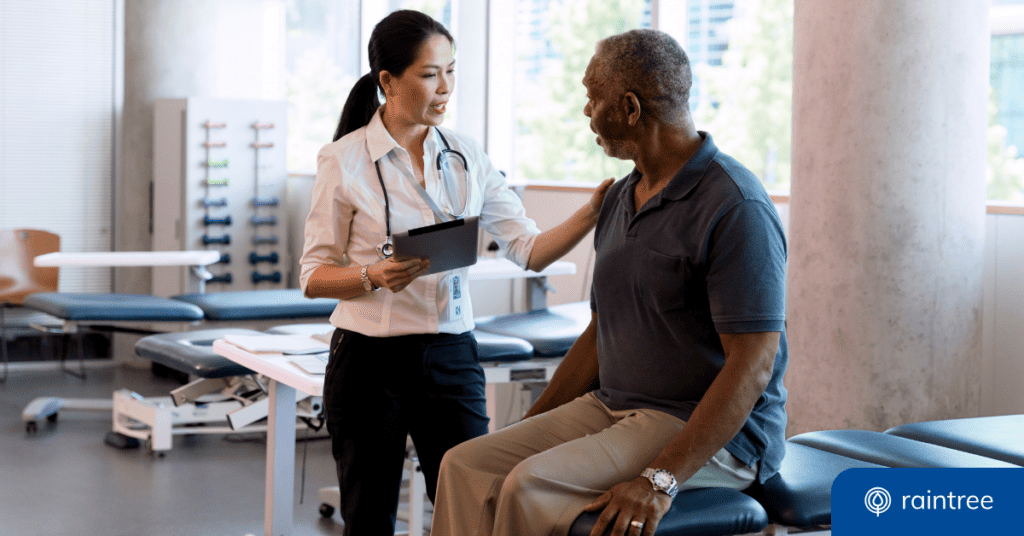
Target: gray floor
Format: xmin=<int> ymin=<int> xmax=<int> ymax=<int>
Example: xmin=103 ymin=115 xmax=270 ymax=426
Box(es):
xmin=0 ymin=362 xmax=417 ymax=536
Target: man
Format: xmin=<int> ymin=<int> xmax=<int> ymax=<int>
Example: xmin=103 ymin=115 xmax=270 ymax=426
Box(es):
xmin=431 ymin=28 xmax=788 ymax=536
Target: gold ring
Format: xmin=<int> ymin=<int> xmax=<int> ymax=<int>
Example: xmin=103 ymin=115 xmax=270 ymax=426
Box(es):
xmin=630 ymin=519 xmax=644 ymax=529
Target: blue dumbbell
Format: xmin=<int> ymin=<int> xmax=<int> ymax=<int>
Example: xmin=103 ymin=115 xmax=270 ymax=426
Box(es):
xmin=249 ymin=252 xmax=279 ymax=265
xmin=252 ymin=271 xmax=282 ymax=284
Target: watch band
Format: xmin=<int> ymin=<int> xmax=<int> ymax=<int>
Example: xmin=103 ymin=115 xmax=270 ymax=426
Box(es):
xmin=641 ymin=468 xmax=679 ymax=500
xmin=361 ymin=265 xmax=378 ymax=292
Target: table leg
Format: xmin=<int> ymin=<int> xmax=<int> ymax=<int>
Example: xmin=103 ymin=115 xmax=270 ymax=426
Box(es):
xmin=266 ymin=379 xmax=297 ymax=536
xmin=525 ymin=276 xmax=552 ymax=310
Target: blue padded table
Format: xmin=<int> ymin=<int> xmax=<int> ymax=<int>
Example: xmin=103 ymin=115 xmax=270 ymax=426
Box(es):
xmin=24 ymin=292 xmax=204 ymax=322
xmin=789 ymin=429 xmax=1019 ymax=469
xmin=111 ymin=328 xmax=284 ymax=453
xmin=173 ymin=289 xmax=338 ymax=321
xmin=134 ymin=328 xmax=264 ymax=379
xmin=750 ymin=442 xmax=884 ymax=528
xmin=569 ymin=488 xmax=768 ymax=536
xmin=885 ymin=415 xmax=1024 ymax=467
xmin=474 ymin=301 xmax=591 ymax=357
xmin=569 ymin=442 xmax=879 ymax=535
xmin=20 ymin=292 xmax=206 ymax=381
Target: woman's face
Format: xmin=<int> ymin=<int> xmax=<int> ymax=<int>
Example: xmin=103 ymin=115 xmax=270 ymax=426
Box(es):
xmin=381 ymin=33 xmax=455 ymax=130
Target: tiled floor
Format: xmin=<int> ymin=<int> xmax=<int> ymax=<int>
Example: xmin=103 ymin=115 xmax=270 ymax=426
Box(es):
xmin=0 ymin=362 xmax=420 ymax=536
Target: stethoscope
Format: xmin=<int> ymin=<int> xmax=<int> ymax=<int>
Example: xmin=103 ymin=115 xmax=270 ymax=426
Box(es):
xmin=374 ymin=127 xmax=470 ymax=259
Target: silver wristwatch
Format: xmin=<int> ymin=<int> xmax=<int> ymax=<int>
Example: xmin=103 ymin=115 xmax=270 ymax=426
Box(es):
xmin=641 ymin=468 xmax=679 ymax=500
xmin=360 ymin=266 xmax=379 ymax=292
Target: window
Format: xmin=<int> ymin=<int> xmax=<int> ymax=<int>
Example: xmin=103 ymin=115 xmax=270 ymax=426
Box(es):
xmin=285 ymin=0 xmax=360 ymax=173
xmin=989 ymin=1 xmax=1024 ymax=202
xmin=284 ymin=0 xmax=453 ymax=174
xmin=497 ymin=0 xmax=653 ymax=184
xmin=692 ymin=0 xmax=791 ymax=190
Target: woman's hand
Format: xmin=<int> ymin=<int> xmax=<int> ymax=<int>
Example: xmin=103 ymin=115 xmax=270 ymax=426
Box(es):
xmin=588 ymin=178 xmax=615 ymax=215
xmin=367 ymin=257 xmax=430 ymax=293
xmin=583 ymin=477 xmax=673 ymax=536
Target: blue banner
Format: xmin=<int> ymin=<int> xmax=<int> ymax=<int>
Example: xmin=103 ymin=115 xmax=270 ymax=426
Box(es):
xmin=833 ymin=468 xmax=1024 ymax=534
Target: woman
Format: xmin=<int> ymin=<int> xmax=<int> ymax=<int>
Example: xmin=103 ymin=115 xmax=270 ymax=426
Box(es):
xmin=300 ymin=9 xmax=611 ymax=535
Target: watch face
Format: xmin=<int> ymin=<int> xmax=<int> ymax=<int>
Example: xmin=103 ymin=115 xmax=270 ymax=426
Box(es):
xmin=653 ymin=471 xmax=673 ymax=489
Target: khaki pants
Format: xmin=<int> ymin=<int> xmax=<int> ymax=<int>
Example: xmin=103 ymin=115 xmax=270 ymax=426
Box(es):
xmin=431 ymin=392 xmax=757 ymax=536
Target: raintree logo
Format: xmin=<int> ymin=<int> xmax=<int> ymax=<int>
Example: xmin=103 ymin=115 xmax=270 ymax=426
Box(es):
xmin=865 ymin=487 xmax=892 ymax=516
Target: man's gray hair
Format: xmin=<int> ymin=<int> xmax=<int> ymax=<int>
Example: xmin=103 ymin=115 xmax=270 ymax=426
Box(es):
xmin=597 ymin=29 xmax=692 ymax=124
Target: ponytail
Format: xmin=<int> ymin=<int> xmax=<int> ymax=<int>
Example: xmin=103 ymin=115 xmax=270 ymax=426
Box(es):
xmin=334 ymin=72 xmax=381 ymax=141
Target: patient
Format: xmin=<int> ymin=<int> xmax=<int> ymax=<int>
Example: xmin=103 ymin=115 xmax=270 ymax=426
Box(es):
xmin=430 ymin=29 xmax=789 ymax=536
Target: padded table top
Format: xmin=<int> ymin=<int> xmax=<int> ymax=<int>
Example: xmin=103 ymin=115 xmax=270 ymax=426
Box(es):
xmin=471 ymin=330 xmax=534 ymax=362
xmin=789 ymin=429 xmax=1018 ymax=469
xmin=569 ymin=488 xmax=768 ymax=536
xmin=135 ymin=328 xmax=265 ymax=378
xmin=749 ymin=442 xmax=883 ymax=527
xmin=474 ymin=301 xmax=591 ymax=357
xmin=173 ymin=290 xmax=339 ymax=321
xmin=23 ymin=293 xmax=204 ymax=322
xmin=886 ymin=415 xmax=1024 ymax=466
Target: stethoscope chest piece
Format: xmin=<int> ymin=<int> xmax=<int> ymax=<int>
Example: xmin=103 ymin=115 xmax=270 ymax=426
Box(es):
xmin=377 ymin=240 xmax=393 ymax=260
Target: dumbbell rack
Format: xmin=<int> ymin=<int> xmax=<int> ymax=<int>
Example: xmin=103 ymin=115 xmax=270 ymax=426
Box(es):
xmin=152 ymin=98 xmax=290 ymax=296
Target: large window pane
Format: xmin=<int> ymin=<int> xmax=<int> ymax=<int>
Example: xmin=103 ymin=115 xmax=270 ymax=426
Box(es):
xmin=989 ymin=2 xmax=1024 ymax=202
xmin=692 ymin=0 xmax=792 ymax=191
xmin=286 ymin=1 xmax=454 ymax=173
xmin=285 ymin=0 xmax=360 ymax=173
xmin=513 ymin=0 xmax=652 ymax=183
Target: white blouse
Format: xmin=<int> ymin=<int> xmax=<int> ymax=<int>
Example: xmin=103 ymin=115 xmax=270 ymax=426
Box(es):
xmin=300 ymin=108 xmax=540 ymax=336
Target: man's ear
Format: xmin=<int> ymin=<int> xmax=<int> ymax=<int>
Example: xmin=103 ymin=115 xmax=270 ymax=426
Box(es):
xmin=624 ymin=92 xmax=642 ymax=126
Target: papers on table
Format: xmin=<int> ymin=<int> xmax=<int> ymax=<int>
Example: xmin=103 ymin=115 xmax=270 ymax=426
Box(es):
xmin=287 ymin=354 xmax=328 ymax=375
xmin=222 ymin=334 xmax=329 ymax=355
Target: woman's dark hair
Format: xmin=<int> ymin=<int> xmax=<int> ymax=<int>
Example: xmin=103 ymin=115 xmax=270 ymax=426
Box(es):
xmin=333 ymin=10 xmax=454 ymax=141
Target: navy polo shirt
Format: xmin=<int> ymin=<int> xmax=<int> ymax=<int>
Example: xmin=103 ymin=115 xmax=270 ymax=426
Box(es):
xmin=591 ymin=133 xmax=788 ymax=483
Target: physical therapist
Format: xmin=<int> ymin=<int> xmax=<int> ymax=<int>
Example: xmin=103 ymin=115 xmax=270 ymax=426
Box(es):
xmin=300 ymin=9 xmax=612 ymax=536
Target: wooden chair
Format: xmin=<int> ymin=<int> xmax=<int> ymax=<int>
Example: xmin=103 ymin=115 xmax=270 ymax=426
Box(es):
xmin=0 ymin=229 xmax=60 ymax=381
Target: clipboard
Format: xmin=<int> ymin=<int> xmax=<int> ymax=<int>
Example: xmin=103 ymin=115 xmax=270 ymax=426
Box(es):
xmin=392 ymin=216 xmax=478 ymax=275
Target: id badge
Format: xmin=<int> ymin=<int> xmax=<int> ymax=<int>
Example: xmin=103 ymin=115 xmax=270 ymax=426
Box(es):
xmin=447 ymin=274 xmax=465 ymax=322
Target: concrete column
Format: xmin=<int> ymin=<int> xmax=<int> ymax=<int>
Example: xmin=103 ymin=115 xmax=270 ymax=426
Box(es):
xmin=786 ymin=1 xmax=989 ymax=434
xmin=118 ymin=0 xmax=285 ymax=294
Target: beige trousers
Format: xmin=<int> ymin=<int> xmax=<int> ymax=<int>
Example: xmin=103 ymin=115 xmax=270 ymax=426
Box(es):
xmin=431 ymin=392 xmax=757 ymax=536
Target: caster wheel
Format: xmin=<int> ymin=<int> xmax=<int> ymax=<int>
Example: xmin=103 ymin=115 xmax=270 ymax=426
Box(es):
xmin=25 ymin=421 xmax=37 ymax=434
xmin=319 ymin=503 xmax=334 ymax=518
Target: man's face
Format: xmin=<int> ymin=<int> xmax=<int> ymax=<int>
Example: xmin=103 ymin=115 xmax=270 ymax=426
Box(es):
xmin=582 ymin=50 xmax=635 ymax=161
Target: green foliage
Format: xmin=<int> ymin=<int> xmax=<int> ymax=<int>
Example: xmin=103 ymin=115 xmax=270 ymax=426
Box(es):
xmin=515 ymin=0 xmax=646 ymax=183
xmin=693 ymin=0 xmax=793 ymax=191
xmin=988 ymin=89 xmax=1024 ymax=202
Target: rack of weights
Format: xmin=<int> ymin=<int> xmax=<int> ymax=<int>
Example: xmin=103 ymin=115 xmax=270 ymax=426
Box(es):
xmin=152 ymin=98 xmax=289 ymax=296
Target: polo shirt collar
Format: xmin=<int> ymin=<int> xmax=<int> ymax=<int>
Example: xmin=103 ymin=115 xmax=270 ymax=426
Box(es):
xmin=365 ymin=106 xmax=443 ymax=162
xmin=659 ymin=131 xmax=718 ymax=201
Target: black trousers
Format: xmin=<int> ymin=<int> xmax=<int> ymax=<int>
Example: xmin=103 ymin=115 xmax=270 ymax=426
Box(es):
xmin=324 ymin=328 xmax=489 ymax=536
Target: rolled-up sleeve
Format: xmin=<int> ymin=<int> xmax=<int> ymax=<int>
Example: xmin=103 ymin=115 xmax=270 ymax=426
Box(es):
xmin=299 ymin=150 xmax=354 ymax=297
xmin=473 ymin=142 xmax=540 ymax=269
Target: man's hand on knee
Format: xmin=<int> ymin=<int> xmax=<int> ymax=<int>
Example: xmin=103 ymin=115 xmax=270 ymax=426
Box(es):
xmin=582 ymin=477 xmax=672 ymax=536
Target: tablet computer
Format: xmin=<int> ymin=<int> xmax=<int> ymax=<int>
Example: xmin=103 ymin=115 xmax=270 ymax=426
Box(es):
xmin=392 ymin=216 xmax=479 ymax=276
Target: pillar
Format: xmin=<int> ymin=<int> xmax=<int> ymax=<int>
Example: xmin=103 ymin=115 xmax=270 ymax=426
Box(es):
xmin=118 ymin=0 xmax=285 ymax=294
xmin=786 ymin=1 xmax=990 ymax=434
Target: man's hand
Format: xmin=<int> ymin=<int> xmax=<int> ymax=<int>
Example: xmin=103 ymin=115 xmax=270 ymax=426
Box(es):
xmin=583 ymin=477 xmax=673 ymax=536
